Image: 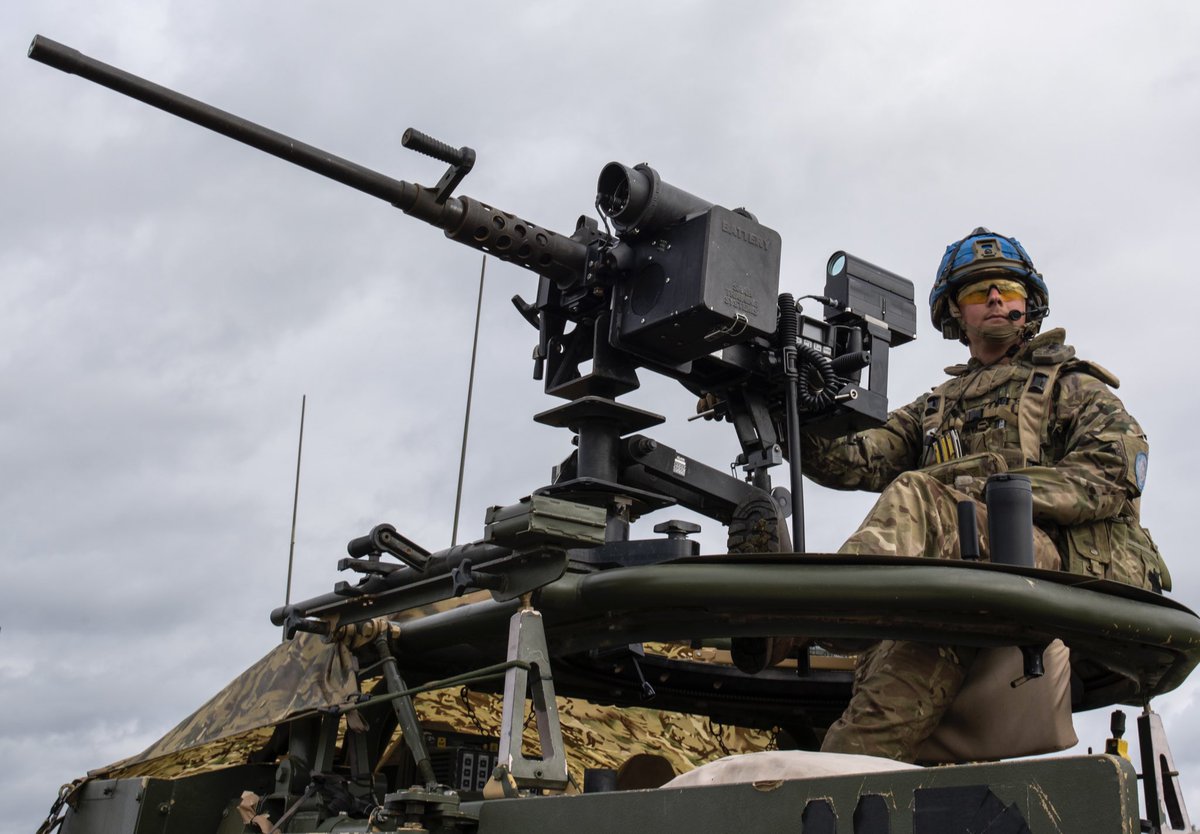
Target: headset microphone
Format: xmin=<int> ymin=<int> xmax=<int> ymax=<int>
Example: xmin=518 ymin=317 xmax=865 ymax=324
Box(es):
xmin=1007 ymin=305 xmax=1049 ymax=322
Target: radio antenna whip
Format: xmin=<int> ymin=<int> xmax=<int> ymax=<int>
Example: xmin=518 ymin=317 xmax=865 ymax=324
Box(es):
xmin=452 ymin=256 xmax=487 ymax=546
xmin=283 ymin=394 xmax=306 ymax=639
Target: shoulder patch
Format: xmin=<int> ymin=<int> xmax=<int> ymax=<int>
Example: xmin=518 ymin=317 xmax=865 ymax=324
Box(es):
xmin=1135 ymin=451 xmax=1149 ymax=491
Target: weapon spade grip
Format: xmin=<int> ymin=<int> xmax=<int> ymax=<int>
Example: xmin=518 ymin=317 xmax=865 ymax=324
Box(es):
xmin=402 ymin=128 xmax=469 ymax=166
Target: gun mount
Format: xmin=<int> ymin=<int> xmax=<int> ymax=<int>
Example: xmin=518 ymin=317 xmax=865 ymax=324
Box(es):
xmin=29 ymin=35 xmax=1200 ymax=834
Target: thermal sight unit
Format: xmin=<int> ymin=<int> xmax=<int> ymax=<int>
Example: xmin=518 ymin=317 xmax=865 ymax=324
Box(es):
xmin=597 ymin=163 xmax=782 ymax=366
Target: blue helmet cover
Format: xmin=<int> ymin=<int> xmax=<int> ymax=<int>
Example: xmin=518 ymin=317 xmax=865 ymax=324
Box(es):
xmin=929 ymin=229 xmax=1047 ymax=311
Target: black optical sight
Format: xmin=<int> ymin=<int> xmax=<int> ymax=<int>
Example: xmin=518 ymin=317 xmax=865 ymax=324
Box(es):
xmin=596 ymin=163 xmax=714 ymax=237
xmin=824 ymin=252 xmax=917 ymax=345
xmin=788 ymin=252 xmax=917 ymax=434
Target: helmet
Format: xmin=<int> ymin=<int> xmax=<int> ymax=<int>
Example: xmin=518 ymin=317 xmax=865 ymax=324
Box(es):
xmin=929 ymin=227 xmax=1049 ymax=340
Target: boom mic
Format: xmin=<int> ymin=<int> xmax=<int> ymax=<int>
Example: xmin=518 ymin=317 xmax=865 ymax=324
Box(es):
xmin=1007 ymin=304 xmax=1049 ymax=322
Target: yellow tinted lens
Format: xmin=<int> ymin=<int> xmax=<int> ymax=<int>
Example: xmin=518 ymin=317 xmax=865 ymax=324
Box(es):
xmin=956 ymin=281 xmax=1026 ymax=306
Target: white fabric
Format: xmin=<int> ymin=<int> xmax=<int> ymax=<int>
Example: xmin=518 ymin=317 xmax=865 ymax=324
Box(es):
xmin=665 ymin=750 xmax=916 ymax=788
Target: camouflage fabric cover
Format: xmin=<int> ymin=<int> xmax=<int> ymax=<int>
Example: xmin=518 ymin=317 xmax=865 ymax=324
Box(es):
xmin=415 ymin=679 xmax=775 ymax=788
xmin=392 ymin=602 xmax=777 ymax=783
xmin=86 ymin=610 xmax=771 ymax=786
xmin=801 ymin=328 xmax=1165 ymax=762
xmin=91 ymin=629 xmax=362 ymax=779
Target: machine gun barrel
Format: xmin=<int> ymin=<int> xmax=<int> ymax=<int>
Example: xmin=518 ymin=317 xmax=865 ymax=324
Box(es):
xmin=28 ymin=35 xmax=588 ymax=285
xmin=29 ymin=36 xmax=422 ymax=207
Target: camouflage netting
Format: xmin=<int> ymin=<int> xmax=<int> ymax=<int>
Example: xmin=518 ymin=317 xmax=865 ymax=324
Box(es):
xmin=417 ymin=642 xmax=778 ymax=787
xmin=93 ymin=631 xmax=359 ymax=780
xmin=88 ymin=623 xmax=775 ymax=784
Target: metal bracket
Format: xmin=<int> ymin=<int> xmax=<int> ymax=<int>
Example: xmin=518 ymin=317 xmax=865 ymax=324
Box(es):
xmin=705 ymin=312 xmax=748 ymax=341
xmin=401 ymin=127 xmax=475 ymax=204
xmin=343 ymin=522 xmax=430 ymax=572
xmin=1138 ymin=706 xmax=1192 ymax=832
xmin=495 ymin=607 xmax=568 ymax=791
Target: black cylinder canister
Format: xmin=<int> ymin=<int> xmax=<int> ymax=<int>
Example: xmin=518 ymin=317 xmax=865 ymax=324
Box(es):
xmin=985 ymin=473 xmax=1034 ymax=568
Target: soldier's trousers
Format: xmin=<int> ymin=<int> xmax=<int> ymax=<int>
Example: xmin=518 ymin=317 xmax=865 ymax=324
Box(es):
xmin=820 ymin=470 xmax=1059 ymax=762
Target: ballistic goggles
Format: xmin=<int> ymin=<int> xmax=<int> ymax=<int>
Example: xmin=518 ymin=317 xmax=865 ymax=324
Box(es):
xmin=955 ymin=278 xmax=1028 ymax=306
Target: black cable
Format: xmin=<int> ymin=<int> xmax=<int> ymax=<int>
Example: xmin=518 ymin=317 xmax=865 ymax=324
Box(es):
xmin=795 ymin=343 xmax=840 ymax=411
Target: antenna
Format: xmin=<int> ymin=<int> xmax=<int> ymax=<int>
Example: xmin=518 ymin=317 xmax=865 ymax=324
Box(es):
xmin=451 ymin=256 xmax=487 ymax=546
xmin=283 ymin=394 xmax=306 ymax=639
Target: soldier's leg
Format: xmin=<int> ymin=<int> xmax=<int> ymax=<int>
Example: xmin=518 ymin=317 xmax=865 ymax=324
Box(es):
xmin=838 ymin=471 xmax=972 ymax=558
xmin=728 ymin=493 xmax=798 ymax=674
xmin=838 ymin=471 xmax=1059 ymax=569
xmin=825 ymin=472 xmax=1058 ymax=760
xmin=820 ymin=640 xmax=978 ymax=761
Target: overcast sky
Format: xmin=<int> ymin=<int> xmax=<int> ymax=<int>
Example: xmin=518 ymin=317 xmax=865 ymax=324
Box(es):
xmin=4 ymin=1 xmax=1200 ymax=828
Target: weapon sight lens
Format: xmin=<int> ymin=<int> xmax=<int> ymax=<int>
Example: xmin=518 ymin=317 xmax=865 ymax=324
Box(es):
xmin=597 ymin=162 xmax=649 ymax=223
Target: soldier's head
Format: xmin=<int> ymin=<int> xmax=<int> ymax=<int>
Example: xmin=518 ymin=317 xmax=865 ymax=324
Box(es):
xmin=929 ymin=228 xmax=1049 ymax=351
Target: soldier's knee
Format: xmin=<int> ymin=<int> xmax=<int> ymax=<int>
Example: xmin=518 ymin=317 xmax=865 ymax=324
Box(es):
xmin=885 ymin=470 xmax=938 ymax=496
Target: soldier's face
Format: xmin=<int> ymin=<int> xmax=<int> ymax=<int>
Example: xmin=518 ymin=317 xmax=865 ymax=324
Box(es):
xmin=957 ymin=282 xmax=1027 ymax=338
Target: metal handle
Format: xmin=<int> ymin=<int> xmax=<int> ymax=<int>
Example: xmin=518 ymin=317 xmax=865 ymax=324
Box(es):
xmin=402 ymin=127 xmax=468 ymax=166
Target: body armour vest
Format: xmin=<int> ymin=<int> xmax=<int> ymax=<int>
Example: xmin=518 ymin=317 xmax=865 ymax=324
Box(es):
xmin=916 ymin=329 xmax=1168 ymax=592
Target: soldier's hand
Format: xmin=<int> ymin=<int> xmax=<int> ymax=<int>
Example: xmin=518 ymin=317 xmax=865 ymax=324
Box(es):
xmin=696 ymin=393 xmax=724 ymax=421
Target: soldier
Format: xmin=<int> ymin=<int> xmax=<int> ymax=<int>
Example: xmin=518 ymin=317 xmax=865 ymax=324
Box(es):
xmin=735 ymin=227 xmax=1169 ymax=762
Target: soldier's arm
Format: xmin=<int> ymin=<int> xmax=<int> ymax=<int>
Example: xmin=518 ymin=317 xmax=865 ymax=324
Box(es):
xmin=799 ymin=396 xmax=925 ymax=492
xmin=1012 ymin=371 xmax=1147 ymax=525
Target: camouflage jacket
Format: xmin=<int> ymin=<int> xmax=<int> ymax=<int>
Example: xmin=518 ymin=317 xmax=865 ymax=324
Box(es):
xmin=801 ymin=329 xmax=1169 ymax=590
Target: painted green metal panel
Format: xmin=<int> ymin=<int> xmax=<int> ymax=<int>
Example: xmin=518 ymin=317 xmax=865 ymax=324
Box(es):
xmin=477 ymin=755 xmax=1140 ymax=834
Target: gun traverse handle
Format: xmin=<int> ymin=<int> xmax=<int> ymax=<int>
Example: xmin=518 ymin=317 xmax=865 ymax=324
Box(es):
xmin=402 ymin=128 xmax=475 ymax=204
xmin=403 ymin=128 xmax=471 ymax=167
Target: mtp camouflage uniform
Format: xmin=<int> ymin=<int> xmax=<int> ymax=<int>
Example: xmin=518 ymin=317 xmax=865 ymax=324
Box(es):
xmin=801 ymin=328 xmax=1168 ymax=761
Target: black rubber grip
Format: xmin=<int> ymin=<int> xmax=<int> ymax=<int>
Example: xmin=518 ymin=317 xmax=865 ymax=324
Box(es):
xmin=777 ymin=293 xmax=798 ymax=344
xmin=402 ymin=127 xmax=465 ymax=166
xmin=346 ymin=534 xmax=377 ymax=558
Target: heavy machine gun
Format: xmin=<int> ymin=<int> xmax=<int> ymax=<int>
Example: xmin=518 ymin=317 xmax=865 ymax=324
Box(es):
xmin=28 ymin=35 xmax=915 ymax=563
